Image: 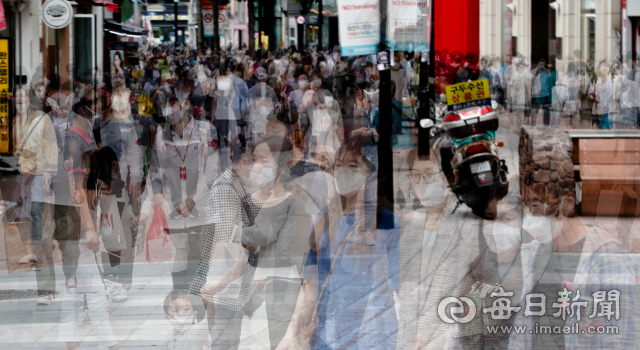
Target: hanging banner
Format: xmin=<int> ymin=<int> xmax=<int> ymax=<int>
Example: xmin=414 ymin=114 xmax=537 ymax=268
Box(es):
xmin=0 ymin=39 xmax=9 ymax=153
xmin=337 ymin=0 xmax=380 ymax=56
xmin=202 ymin=0 xmax=213 ymax=37
xmin=385 ymin=0 xmax=431 ymax=52
xmin=0 ymin=1 xmax=7 ymax=31
xmin=218 ymin=6 xmax=227 ymax=26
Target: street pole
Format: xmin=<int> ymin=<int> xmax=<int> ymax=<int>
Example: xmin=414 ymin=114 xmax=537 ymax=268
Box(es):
xmin=317 ymin=0 xmax=322 ymax=51
xmin=174 ymin=0 xmax=179 ymax=44
xmin=213 ymin=0 xmax=219 ymax=51
xmin=197 ymin=0 xmax=204 ymax=51
xmin=377 ymin=0 xmax=393 ymax=229
xmin=417 ymin=0 xmax=435 ymax=157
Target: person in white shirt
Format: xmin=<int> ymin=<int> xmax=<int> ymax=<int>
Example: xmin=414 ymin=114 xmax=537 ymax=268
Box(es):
xmin=143 ymin=92 xmax=219 ymax=290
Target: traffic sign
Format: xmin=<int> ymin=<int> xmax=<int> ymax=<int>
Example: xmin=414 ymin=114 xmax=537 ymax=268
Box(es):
xmin=296 ymin=15 xmax=305 ymax=25
xmin=203 ymin=13 xmax=212 ymax=23
xmin=218 ymin=13 xmax=225 ymax=24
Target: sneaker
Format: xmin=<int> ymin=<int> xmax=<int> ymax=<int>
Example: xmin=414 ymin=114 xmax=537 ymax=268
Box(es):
xmin=105 ymin=280 xmax=129 ymax=302
xmin=19 ymin=254 xmax=38 ymax=264
xmin=65 ymin=273 xmax=77 ymax=293
xmin=104 ymin=279 xmax=121 ymax=297
xmin=37 ymin=293 xmax=55 ymax=305
xmin=113 ymin=286 xmax=128 ymax=302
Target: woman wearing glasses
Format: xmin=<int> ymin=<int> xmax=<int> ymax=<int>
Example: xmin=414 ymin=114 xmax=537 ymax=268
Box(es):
xmin=398 ymin=148 xmax=508 ymax=350
xmin=397 ymin=149 xmax=450 ymax=350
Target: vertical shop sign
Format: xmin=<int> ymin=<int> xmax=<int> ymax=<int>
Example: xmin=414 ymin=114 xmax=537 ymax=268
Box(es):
xmin=0 ymin=39 xmax=9 ymax=153
xmin=202 ymin=0 xmax=213 ymax=37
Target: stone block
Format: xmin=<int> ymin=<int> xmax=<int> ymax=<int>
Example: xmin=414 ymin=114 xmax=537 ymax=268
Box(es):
xmin=533 ymin=170 xmax=550 ymax=183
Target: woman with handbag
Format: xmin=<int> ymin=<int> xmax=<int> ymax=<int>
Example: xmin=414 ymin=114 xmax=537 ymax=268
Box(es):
xmin=277 ymin=135 xmax=400 ymax=350
xmin=188 ymin=134 xmax=261 ymax=350
xmin=239 ymin=134 xmax=314 ymax=349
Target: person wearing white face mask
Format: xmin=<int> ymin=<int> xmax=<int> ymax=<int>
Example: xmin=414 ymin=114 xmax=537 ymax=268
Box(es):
xmin=397 ymin=150 xmax=451 ymax=350
xmin=89 ymin=82 xmax=143 ymax=300
xmin=162 ymin=290 xmax=209 ymax=350
xmin=8 ymin=86 xmax=59 ymax=303
xmin=248 ymin=67 xmax=279 ymax=144
xmin=188 ymin=134 xmax=262 ymax=350
xmin=300 ymin=71 xmax=340 ymax=154
xmin=286 ymin=74 xmax=309 ymax=120
xmin=191 ymin=66 xmax=215 ymax=122
xmin=144 ymin=93 xmax=219 ymax=290
xmin=278 ymin=136 xmax=401 ymax=350
xmin=397 ymin=147 xmax=515 ymax=350
xmin=391 ymin=52 xmax=407 ymax=101
xmin=236 ymin=135 xmax=315 ymax=349
xmin=214 ymin=69 xmax=237 ymax=170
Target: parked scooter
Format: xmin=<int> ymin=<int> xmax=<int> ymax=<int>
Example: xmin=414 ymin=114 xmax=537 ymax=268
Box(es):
xmin=422 ymin=103 xmax=509 ymax=219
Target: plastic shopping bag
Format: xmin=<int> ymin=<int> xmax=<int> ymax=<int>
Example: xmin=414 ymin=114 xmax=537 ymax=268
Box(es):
xmin=145 ymin=205 xmax=174 ymax=264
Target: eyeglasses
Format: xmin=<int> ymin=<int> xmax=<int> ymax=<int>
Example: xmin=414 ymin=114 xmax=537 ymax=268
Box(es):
xmin=407 ymin=171 xmax=442 ymax=184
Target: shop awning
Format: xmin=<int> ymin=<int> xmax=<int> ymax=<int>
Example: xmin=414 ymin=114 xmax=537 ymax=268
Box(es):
xmin=75 ymin=0 xmax=119 ymax=12
xmin=104 ymin=20 xmax=148 ymax=37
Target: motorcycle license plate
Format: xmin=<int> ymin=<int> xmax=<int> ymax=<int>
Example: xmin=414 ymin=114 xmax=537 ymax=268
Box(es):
xmin=470 ymin=161 xmax=491 ymax=174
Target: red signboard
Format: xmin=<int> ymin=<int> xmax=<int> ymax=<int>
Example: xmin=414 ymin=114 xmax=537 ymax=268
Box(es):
xmin=202 ymin=0 xmax=213 ymax=11
xmin=0 ymin=1 xmax=7 ymax=31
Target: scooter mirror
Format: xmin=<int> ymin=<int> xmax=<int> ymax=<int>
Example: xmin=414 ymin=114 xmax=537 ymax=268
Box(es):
xmin=420 ymin=119 xmax=435 ymax=128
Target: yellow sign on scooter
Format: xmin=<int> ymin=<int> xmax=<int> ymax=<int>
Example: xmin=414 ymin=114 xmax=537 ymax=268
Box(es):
xmin=445 ymin=79 xmax=491 ymax=111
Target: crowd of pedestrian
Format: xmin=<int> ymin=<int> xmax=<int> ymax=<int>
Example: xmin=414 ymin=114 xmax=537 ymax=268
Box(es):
xmin=2 ymin=42 xmax=637 ymax=350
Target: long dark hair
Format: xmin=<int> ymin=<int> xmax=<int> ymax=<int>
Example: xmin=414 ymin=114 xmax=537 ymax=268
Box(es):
xmin=112 ymin=52 xmax=123 ymax=71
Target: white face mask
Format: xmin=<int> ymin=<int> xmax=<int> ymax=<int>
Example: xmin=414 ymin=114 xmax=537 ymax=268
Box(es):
xmin=112 ymin=95 xmax=128 ymax=113
xmin=75 ymin=87 xmax=86 ymax=99
xmin=197 ymin=74 xmax=207 ymax=84
xmin=333 ymin=167 xmax=366 ymax=197
xmin=162 ymin=106 xmax=173 ymax=117
xmin=169 ymin=314 xmax=195 ymax=332
xmin=242 ymin=163 xmax=277 ymax=189
xmin=167 ymin=106 xmax=183 ymax=125
xmin=412 ymin=180 xmax=446 ymax=208
xmin=522 ymin=213 xmax=553 ymax=244
xmin=491 ymin=222 xmax=521 ymax=254
xmin=15 ymin=103 xmax=28 ymax=114
xmin=298 ymin=80 xmax=308 ymax=89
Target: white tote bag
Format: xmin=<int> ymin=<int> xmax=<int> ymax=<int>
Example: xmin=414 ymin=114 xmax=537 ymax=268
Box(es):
xmin=97 ymin=194 xmax=127 ymax=251
xmin=207 ymin=221 xmax=249 ymax=299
